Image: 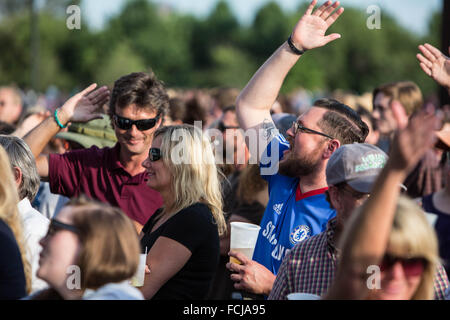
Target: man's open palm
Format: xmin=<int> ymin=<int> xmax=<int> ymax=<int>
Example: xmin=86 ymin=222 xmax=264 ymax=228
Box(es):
xmin=61 ymin=84 xmax=110 ymax=123
xmin=291 ymin=0 xmax=344 ymax=51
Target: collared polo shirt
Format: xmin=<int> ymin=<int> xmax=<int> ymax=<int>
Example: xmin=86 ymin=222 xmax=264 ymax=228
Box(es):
xmin=253 ymin=134 xmax=336 ymax=275
xmin=49 ymin=143 xmax=163 ymax=225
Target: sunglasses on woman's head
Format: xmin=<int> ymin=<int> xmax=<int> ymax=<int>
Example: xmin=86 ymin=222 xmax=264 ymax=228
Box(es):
xmin=379 ymin=253 xmax=427 ymax=277
xmin=45 ymin=219 xmax=80 ymax=238
xmin=149 ymin=148 xmax=162 ymax=162
xmin=113 ymin=114 xmax=159 ymax=131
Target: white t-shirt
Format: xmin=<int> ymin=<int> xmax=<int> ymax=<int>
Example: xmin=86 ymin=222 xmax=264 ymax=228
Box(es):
xmin=18 ymin=198 xmax=50 ymax=293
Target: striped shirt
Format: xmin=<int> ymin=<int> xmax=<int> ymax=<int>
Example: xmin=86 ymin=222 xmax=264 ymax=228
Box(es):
xmin=269 ymin=218 xmax=449 ymax=300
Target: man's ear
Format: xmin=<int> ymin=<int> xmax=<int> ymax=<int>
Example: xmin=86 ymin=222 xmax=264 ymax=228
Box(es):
xmin=323 ymin=139 xmax=340 ymax=159
xmin=13 ymin=166 xmax=22 ymax=190
xmin=328 ymin=186 xmax=341 ymax=211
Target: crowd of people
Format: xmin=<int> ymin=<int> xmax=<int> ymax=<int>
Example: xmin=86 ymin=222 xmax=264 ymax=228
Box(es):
xmin=0 ymin=0 xmax=449 ymax=300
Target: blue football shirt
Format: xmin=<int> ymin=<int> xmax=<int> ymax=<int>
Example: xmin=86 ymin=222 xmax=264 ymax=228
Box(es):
xmin=253 ymin=134 xmax=336 ymax=275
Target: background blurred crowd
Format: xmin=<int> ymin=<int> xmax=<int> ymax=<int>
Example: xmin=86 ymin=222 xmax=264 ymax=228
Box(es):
xmin=0 ymin=0 xmax=449 ymax=302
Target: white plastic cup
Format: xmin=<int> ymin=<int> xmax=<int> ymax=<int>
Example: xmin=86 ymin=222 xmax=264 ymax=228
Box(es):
xmin=131 ymin=253 xmax=147 ymax=287
xmin=229 ymin=222 xmax=261 ymax=264
xmin=286 ymin=293 xmax=321 ymax=300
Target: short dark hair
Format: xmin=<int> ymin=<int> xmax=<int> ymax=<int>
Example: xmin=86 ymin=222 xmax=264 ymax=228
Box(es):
xmin=168 ymin=98 xmax=187 ymax=122
xmin=108 ymin=71 xmax=169 ymax=120
xmin=314 ymin=98 xmax=369 ymax=144
xmin=222 ymin=105 xmax=236 ymax=114
xmin=357 ymin=105 xmax=378 ymax=131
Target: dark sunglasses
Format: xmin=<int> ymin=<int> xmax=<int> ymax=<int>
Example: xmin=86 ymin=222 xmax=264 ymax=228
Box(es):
xmin=149 ymin=148 xmax=162 ymax=162
xmin=45 ymin=219 xmax=80 ymax=238
xmin=292 ymin=121 xmax=334 ymax=140
xmin=114 ymin=114 xmax=159 ymax=131
xmin=218 ymin=121 xmax=240 ymax=133
xmin=379 ymin=253 xmax=427 ymax=277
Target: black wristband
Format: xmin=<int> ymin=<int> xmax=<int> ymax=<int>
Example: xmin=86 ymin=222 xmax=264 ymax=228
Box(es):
xmin=287 ymin=35 xmax=306 ymax=55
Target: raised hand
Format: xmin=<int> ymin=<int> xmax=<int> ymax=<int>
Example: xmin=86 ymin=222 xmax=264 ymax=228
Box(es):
xmin=59 ymin=84 xmax=110 ymax=123
xmin=417 ymin=43 xmax=450 ymax=89
xmin=291 ymin=0 xmax=344 ymax=51
xmin=389 ymin=103 xmax=442 ymax=173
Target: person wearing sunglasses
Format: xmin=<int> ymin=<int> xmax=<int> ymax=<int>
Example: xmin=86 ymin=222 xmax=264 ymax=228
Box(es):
xmin=227 ymin=1 xmax=369 ymax=298
xmin=139 ymin=125 xmax=226 ymax=300
xmin=0 ymin=145 xmax=32 ymax=299
xmin=27 ymin=197 xmax=143 ymax=300
xmin=23 ymin=72 xmax=169 ymax=234
xmin=326 ymin=105 xmax=446 ymax=300
xmin=269 ymin=143 xmax=448 ymax=300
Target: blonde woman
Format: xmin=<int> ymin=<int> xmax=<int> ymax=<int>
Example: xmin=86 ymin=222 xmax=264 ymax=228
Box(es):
xmin=140 ymin=124 xmax=226 ymax=299
xmin=327 ymin=105 xmax=444 ymax=300
xmin=0 ymin=145 xmax=31 ymax=298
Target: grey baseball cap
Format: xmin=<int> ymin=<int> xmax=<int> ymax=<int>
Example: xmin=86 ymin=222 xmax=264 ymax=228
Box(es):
xmin=326 ymin=143 xmax=388 ymax=193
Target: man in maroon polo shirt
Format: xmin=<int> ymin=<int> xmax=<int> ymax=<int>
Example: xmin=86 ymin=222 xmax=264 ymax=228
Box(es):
xmin=24 ymin=72 xmax=168 ymax=232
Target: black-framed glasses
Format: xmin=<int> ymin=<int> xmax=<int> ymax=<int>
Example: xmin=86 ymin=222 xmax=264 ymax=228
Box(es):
xmin=45 ymin=219 xmax=80 ymax=238
xmin=149 ymin=148 xmax=162 ymax=162
xmin=292 ymin=121 xmax=334 ymax=140
xmin=338 ymin=184 xmax=370 ymax=200
xmin=218 ymin=121 xmax=240 ymax=133
xmin=113 ymin=114 xmax=159 ymax=131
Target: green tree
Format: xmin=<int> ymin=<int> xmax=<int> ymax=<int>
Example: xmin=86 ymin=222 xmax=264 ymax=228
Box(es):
xmin=103 ymin=0 xmax=193 ymax=86
xmin=246 ymin=2 xmax=291 ymax=64
xmin=94 ymin=42 xmax=146 ymax=87
xmin=190 ymin=0 xmax=239 ymax=68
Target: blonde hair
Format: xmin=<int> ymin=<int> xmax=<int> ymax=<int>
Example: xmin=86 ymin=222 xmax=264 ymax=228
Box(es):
xmin=373 ymin=81 xmax=423 ymax=116
xmin=340 ymin=195 xmax=439 ymax=300
xmin=0 ymin=146 xmax=32 ymax=293
xmin=154 ymin=125 xmax=226 ymax=236
xmin=386 ymin=196 xmax=439 ymax=300
xmin=67 ymin=197 xmax=141 ymax=290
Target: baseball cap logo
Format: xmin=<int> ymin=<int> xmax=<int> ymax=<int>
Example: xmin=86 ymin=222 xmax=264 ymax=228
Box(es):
xmin=355 ymin=154 xmax=387 ymax=173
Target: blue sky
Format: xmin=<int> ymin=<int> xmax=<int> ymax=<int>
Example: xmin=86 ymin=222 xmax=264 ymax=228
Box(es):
xmin=82 ymin=0 xmax=442 ymax=35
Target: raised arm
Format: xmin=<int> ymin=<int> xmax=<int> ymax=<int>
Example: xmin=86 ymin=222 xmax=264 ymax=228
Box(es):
xmin=417 ymin=43 xmax=450 ymax=94
xmin=23 ymin=84 xmax=109 ymax=179
xmin=326 ymin=103 xmax=441 ymax=300
xmin=236 ymin=0 xmax=344 ymax=158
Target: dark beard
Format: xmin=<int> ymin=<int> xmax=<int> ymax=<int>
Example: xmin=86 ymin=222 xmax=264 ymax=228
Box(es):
xmin=278 ymin=155 xmax=319 ymax=177
xmin=278 ymin=140 xmax=324 ymax=178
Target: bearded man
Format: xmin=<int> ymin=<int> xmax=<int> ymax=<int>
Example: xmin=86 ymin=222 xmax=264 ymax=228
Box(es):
xmin=226 ymin=0 xmax=369 ymax=298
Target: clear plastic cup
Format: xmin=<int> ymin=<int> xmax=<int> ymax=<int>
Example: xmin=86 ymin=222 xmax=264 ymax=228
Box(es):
xmin=229 ymin=222 xmax=261 ymax=264
xmin=131 ymin=253 xmax=147 ymax=287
